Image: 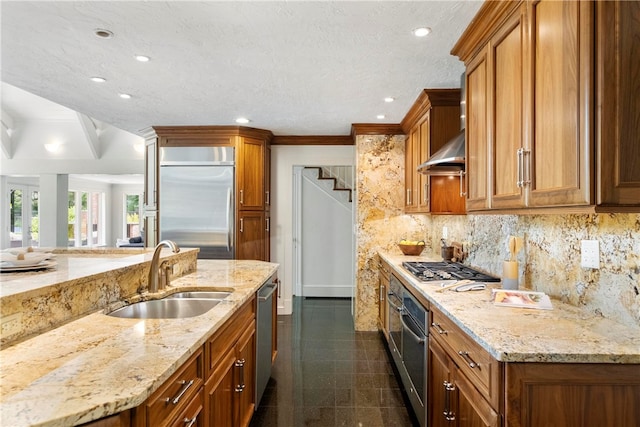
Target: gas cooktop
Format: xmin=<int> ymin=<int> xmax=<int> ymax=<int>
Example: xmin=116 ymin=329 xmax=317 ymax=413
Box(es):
xmin=402 ymin=261 xmax=500 ymax=283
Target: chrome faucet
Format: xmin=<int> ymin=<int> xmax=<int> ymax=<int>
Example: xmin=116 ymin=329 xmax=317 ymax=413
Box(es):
xmin=148 ymin=240 xmax=180 ymax=293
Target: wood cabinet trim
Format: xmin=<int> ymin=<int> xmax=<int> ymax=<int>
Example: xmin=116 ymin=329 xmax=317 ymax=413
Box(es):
xmin=271 ymin=135 xmax=354 ymax=145
xmin=351 ymin=123 xmax=404 ymax=136
xmin=451 ymin=0 xmax=523 ymax=62
xmin=152 ymin=126 xmax=273 ymax=142
xmin=400 ymin=89 xmax=461 ymax=134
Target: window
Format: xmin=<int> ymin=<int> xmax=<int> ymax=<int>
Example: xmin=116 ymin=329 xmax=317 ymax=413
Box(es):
xmin=124 ymin=194 xmax=141 ymax=239
xmin=68 ymin=190 xmax=105 ymax=247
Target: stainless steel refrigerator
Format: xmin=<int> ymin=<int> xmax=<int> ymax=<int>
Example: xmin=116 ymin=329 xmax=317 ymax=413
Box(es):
xmin=159 ymin=146 xmax=234 ymax=259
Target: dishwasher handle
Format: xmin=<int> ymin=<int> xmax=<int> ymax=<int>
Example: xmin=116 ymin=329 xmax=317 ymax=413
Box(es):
xmin=258 ymin=283 xmax=278 ymax=301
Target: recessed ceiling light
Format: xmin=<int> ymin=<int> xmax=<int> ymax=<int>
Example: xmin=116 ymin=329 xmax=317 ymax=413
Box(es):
xmin=94 ymin=28 xmax=114 ymax=39
xmin=377 ymin=114 xmax=386 ymax=120
xmin=135 ymin=55 xmax=150 ymax=62
xmin=413 ymin=27 xmax=431 ymax=37
xmin=235 ymin=117 xmax=250 ymax=124
xmin=119 ymin=93 xmax=132 ymax=99
xmin=90 ymin=77 xmax=106 ymax=83
xmin=384 ymin=97 xmax=395 ymax=103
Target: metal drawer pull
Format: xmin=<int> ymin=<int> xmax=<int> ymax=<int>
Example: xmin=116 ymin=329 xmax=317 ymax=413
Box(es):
xmin=166 ymin=379 xmax=194 ymax=405
xmin=235 ymin=358 xmax=246 ymax=392
xmin=458 ymin=350 xmax=478 ymax=368
xmin=431 ymin=322 xmax=447 ymax=335
xmin=240 ymin=189 xmax=244 ymax=204
xmin=459 ymin=170 xmax=467 ymax=197
xmin=183 ymin=416 xmax=198 ymax=427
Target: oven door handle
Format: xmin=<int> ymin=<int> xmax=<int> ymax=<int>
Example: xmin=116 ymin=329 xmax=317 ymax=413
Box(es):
xmin=387 ymin=292 xmax=403 ymax=312
xmin=400 ymin=313 xmax=426 ymax=344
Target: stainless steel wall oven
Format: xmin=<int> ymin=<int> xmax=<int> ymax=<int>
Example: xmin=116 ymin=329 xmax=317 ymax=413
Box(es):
xmin=387 ymin=274 xmax=428 ymax=427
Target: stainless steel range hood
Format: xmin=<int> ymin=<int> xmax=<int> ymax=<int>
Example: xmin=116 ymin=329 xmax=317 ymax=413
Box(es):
xmin=417 ymin=130 xmax=465 ymax=175
xmin=418 ymin=72 xmax=466 ymax=176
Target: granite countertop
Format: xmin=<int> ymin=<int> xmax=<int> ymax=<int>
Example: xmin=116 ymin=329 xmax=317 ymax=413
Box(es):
xmin=379 ymin=251 xmax=640 ymax=364
xmin=0 ymin=259 xmax=278 ymax=427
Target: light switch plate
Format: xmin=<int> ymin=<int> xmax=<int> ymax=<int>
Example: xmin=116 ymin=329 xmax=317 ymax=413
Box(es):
xmin=580 ymin=240 xmax=600 ymax=269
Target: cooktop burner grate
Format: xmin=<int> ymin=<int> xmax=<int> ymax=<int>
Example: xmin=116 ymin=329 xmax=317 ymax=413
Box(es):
xmin=402 ymin=261 xmax=500 ymax=283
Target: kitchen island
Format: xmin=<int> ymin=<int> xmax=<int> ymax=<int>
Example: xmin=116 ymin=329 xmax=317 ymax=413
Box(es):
xmin=378 ymin=251 xmax=640 ymax=427
xmin=0 ymin=251 xmax=278 ymax=427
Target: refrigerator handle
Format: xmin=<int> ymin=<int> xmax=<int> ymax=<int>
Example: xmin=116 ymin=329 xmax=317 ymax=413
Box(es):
xmin=226 ymin=188 xmax=232 ymax=251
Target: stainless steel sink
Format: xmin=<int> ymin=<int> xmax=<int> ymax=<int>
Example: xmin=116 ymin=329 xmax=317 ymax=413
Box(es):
xmin=108 ymin=298 xmax=221 ymax=319
xmin=167 ymin=291 xmax=232 ymax=300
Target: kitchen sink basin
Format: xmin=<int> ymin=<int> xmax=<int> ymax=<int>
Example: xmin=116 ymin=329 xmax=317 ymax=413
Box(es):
xmin=167 ymin=291 xmax=232 ymax=300
xmin=108 ymin=298 xmax=221 ymax=319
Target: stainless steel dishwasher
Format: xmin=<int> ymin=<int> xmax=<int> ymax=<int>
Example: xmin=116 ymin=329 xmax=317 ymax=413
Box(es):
xmin=256 ymin=278 xmax=278 ymax=407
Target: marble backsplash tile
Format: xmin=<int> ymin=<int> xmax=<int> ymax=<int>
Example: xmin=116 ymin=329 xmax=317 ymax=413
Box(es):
xmin=426 ymin=213 xmax=640 ymax=329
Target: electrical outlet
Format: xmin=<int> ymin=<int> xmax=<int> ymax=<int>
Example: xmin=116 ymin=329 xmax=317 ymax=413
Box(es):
xmin=580 ymin=240 xmax=600 ymax=269
xmin=442 ymin=226 xmax=448 ymax=240
xmin=1 ymin=312 xmax=22 ymax=337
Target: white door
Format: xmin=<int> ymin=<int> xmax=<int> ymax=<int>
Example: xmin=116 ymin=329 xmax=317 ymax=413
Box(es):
xmin=8 ymin=185 xmax=39 ymax=248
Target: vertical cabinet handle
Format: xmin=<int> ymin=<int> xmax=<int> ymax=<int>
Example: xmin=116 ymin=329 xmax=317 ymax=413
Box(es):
xmin=406 ymin=189 xmax=411 ymax=205
xmin=165 ymin=379 xmax=194 ymax=405
xmin=240 ymin=218 xmax=244 ymax=233
xmin=379 ymin=285 xmax=385 ymax=302
xmin=266 ymin=218 xmax=270 ymax=232
xmin=523 ymin=149 xmax=531 ymax=187
xmin=239 ymin=189 xmax=244 ymax=205
xmin=459 ymin=170 xmax=466 ymax=197
xmin=517 ymin=148 xmax=524 ymax=188
xmin=266 ymin=190 xmax=270 ymax=205
xmin=444 ymin=381 xmax=456 ymax=421
xmin=235 ymin=358 xmax=246 ymax=392
xmin=424 ymin=182 xmax=430 ymax=204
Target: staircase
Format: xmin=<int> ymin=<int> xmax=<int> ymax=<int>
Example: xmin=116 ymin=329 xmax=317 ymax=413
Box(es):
xmin=303 ymin=166 xmax=354 ymax=208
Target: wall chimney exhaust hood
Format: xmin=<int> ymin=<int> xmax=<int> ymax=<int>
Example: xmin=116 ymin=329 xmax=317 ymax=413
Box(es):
xmin=418 ymin=72 xmax=466 ymax=176
xmin=417 ymin=130 xmax=465 ymax=175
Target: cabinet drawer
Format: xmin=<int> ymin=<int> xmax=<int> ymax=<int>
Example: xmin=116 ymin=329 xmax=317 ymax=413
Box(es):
xmin=430 ymin=309 xmax=502 ymax=408
xmin=205 ymin=297 xmax=256 ymax=377
xmin=169 ymin=388 xmax=204 ymax=427
xmin=144 ymin=349 xmax=204 ymax=427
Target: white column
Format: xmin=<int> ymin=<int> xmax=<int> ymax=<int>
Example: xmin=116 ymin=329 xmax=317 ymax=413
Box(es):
xmin=0 ymin=175 xmax=8 ymax=249
xmin=39 ymin=174 xmax=69 ymax=247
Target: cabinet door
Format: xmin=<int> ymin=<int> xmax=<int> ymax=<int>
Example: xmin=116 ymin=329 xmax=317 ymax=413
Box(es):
xmin=428 ymin=337 xmax=453 ymax=427
xmin=454 ymin=367 xmax=500 ymax=427
xmin=491 ymin=5 xmax=527 ymax=209
xmin=596 ymin=0 xmax=640 ymax=207
xmin=528 ymin=0 xmax=593 ymax=207
xmin=405 ymin=129 xmax=418 ymax=211
xmin=234 ymin=323 xmax=256 ymax=427
xmin=465 ymin=47 xmax=491 ymax=211
xmin=237 ymin=137 xmax=265 ymax=211
xmin=205 ymin=347 xmax=236 ymax=427
xmin=417 ymin=114 xmax=431 ymax=212
xmin=430 ymin=176 xmax=466 ymax=214
xmin=237 ymin=211 xmax=265 ymax=261
xmin=265 ymin=144 xmax=271 ymax=211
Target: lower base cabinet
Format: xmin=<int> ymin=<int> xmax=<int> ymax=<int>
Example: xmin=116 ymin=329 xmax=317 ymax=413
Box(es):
xmin=429 ymin=336 xmax=499 ymax=427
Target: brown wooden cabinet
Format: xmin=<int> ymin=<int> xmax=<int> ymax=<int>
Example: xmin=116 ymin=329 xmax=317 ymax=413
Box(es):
xmin=204 ymin=296 xmax=256 ymax=427
xmin=505 ymin=363 xmax=640 ymax=427
xmin=237 ymin=137 xmax=266 ymax=211
xmin=237 ymin=210 xmax=266 ymax=261
xmin=132 ymin=350 xmax=205 ymax=427
xmin=429 ymin=303 xmax=640 ymax=427
xmin=453 ymin=0 xmax=640 ymax=212
xmin=401 ymin=89 xmax=464 ymax=214
xmin=596 ymin=0 xmax=640 ymax=208
xmin=429 ymin=337 xmax=499 ymax=427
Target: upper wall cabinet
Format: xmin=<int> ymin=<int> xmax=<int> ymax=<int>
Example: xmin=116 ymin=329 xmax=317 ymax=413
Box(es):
xmin=453 ymin=0 xmax=640 ymax=213
xmin=401 ymin=89 xmax=464 ymax=214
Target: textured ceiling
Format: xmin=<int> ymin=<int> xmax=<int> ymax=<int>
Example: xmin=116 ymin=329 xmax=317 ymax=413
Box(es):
xmin=1 ymin=1 xmax=482 ymax=136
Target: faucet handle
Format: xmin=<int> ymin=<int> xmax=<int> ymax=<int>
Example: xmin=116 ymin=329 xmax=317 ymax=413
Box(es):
xmin=159 ymin=260 xmax=173 ymax=290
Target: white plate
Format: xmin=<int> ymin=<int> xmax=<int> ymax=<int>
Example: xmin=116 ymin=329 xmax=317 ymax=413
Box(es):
xmin=0 ymin=260 xmax=57 ymax=272
xmin=0 ymin=253 xmax=50 ymax=266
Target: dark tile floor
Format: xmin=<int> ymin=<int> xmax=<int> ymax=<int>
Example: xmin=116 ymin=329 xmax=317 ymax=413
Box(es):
xmin=250 ymin=297 xmax=417 ymax=427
